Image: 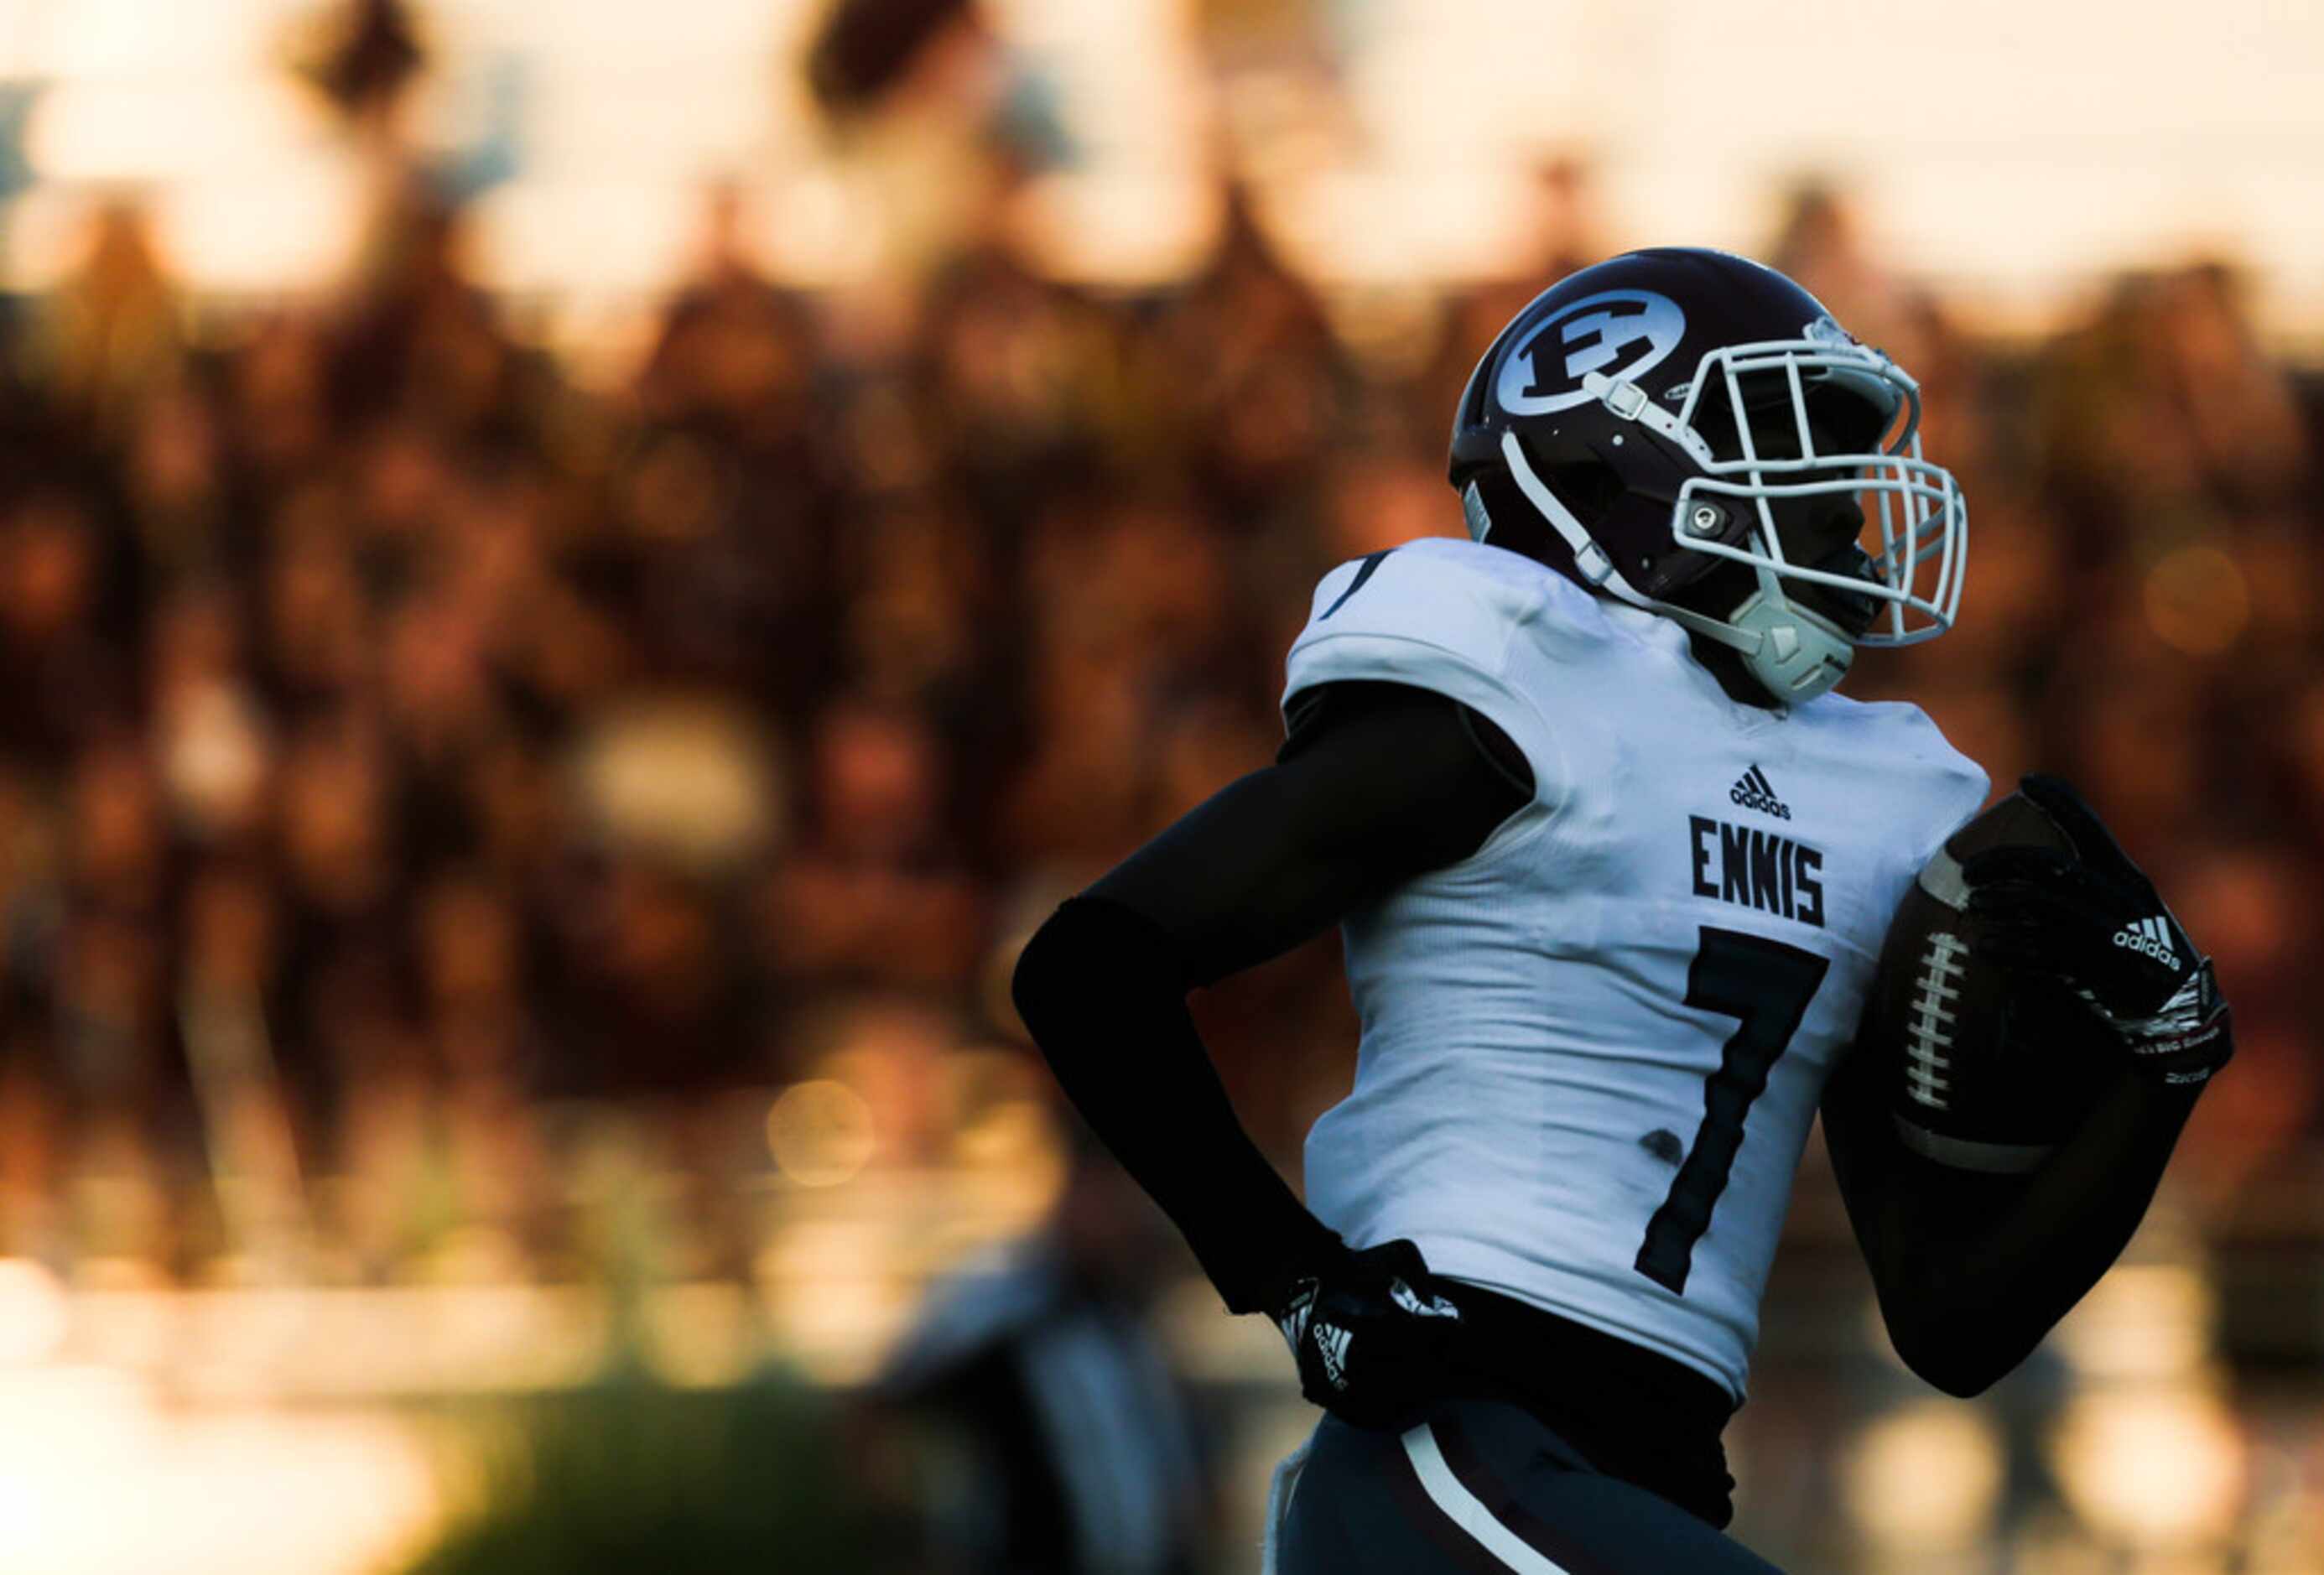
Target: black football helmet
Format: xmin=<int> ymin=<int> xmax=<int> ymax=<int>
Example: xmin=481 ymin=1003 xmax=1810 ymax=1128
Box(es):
xmin=1448 ymin=247 xmax=1965 ymax=703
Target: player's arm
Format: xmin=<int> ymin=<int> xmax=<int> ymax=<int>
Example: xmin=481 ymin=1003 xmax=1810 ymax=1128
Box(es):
xmin=1822 ymin=776 xmax=2232 ymax=1398
xmin=1011 ymin=681 xmax=1529 ymax=1419
xmin=1821 ymin=1022 xmax=2205 ymax=1396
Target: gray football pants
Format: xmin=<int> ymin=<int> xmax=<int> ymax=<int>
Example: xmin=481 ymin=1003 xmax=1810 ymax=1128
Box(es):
xmin=1264 ymin=1400 xmax=1783 ymax=1575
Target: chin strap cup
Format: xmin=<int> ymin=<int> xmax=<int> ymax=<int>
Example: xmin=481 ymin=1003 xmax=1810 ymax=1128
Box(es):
xmin=1728 ymin=593 xmax=1853 ymax=701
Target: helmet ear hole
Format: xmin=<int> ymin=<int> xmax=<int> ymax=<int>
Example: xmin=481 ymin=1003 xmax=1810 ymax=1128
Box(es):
xmin=1542 ymin=458 xmax=1623 ymax=524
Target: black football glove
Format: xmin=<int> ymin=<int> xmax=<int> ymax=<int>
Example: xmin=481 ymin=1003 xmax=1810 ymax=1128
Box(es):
xmin=1961 ymin=774 xmax=2232 ymax=1089
xmin=1266 ymin=1238 xmax=1462 ymax=1430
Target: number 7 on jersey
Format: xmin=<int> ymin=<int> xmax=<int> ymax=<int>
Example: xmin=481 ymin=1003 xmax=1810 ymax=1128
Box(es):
xmin=1635 ymin=928 xmax=1831 ymax=1293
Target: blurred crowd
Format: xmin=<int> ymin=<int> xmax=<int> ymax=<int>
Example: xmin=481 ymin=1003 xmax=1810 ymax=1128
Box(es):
xmin=0 ymin=133 xmax=2319 ymax=1302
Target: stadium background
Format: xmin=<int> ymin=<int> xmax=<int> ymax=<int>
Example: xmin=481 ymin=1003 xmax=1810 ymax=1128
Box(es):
xmin=0 ymin=0 xmax=2321 ymax=1568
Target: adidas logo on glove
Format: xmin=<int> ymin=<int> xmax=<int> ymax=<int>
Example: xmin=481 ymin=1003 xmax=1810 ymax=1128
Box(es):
xmin=1314 ymin=1320 xmax=1353 ymax=1390
xmin=2113 ymin=916 xmax=2178 ymax=967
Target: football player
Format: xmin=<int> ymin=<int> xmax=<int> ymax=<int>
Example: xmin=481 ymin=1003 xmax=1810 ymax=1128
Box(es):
xmin=1011 ymin=248 xmax=2232 ymax=1572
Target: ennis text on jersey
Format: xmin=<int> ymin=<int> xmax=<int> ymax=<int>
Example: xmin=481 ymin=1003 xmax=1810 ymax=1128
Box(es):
xmin=1688 ymin=817 xmax=1825 ymax=928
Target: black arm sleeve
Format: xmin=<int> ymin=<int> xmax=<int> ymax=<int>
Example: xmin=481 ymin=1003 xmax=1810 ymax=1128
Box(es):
xmin=1820 ymin=1025 xmax=2206 ymax=1396
xmin=1093 ymin=682 xmax=1531 ymax=985
xmin=1011 ymin=683 xmax=1531 ymax=1312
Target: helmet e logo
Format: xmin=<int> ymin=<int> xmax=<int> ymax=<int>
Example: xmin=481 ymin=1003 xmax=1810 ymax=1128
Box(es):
xmin=1495 ymin=289 xmax=1686 ymax=416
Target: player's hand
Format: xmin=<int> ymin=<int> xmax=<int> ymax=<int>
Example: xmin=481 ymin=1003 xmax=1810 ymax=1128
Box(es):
xmin=1266 ymin=1238 xmax=1462 ymax=1430
xmin=1960 ymin=774 xmax=2232 ymax=1087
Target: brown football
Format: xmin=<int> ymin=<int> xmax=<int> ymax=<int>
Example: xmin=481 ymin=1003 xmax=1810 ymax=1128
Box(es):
xmin=1861 ymin=790 xmax=2108 ymax=1172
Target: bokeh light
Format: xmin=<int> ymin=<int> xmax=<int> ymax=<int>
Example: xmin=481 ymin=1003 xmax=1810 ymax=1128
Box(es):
xmin=2051 ymin=1385 xmax=2249 ymax=1549
xmin=2145 ymin=544 xmax=2252 ymax=657
xmin=1840 ymin=1400 xmax=2005 ymax=1551
xmin=766 ymin=1079 xmax=878 ymax=1188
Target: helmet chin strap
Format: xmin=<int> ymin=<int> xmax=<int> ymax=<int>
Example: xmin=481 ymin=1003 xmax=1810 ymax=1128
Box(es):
xmin=1489 ymin=430 xmax=1853 ymax=704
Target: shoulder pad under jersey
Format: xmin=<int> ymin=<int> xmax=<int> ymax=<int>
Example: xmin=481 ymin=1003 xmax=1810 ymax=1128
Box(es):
xmin=1282 ymin=539 xmax=1566 ymax=721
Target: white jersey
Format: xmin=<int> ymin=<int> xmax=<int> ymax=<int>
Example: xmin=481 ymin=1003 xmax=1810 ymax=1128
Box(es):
xmin=1282 ymin=538 xmax=1986 ymax=1400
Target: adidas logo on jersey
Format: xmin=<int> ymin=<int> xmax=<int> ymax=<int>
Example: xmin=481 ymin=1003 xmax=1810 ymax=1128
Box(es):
xmin=1729 ymin=764 xmax=1791 ymax=820
xmin=2113 ymin=916 xmax=2178 ymax=967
